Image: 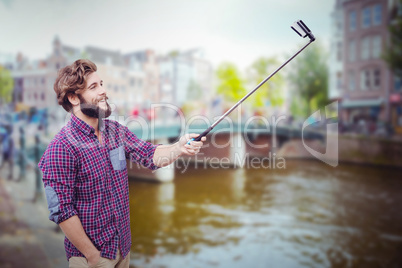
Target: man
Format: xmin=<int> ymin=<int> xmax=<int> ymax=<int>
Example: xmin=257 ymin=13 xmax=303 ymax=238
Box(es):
xmin=38 ymin=59 xmax=205 ymax=268
xmin=0 ymin=114 xmax=14 ymax=180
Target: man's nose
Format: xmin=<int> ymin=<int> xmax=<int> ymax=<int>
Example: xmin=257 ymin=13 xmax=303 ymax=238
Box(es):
xmin=99 ymin=84 xmax=106 ymax=95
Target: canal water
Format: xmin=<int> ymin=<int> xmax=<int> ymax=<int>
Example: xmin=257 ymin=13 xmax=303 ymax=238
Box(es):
xmin=129 ymin=160 xmax=402 ymax=268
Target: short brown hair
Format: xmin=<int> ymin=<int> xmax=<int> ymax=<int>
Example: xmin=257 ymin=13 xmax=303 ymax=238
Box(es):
xmin=54 ymin=59 xmax=97 ymax=112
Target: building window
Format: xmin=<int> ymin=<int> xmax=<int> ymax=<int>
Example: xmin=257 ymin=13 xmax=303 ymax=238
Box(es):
xmin=373 ymin=69 xmax=381 ymax=89
xmin=337 ymin=42 xmax=342 ymax=61
xmin=398 ymin=1 xmax=402 ymax=16
xmin=336 ymin=20 xmax=342 ymax=32
xmin=373 ymin=4 xmax=382 ymax=26
xmin=349 ymin=71 xmax=355 ymax=91
xmin=113 ymin=70 xmax=119 ymax=79
xmin=41 ymin=93 xmax=45 ymax=101
xmin=362 ymin=7 xmax=371 ymax=28
xmin=395 ymin=76 xmax=402 ymax=91
xmin=130 ymin=78 xmax=135 ymax=87
xmin=372 ymin=35 xmax=382 ymax=58
xmin=337 ymin=72 xmax=342 ymax=89
xmin=361 ymin=37 xmax=370 ymax=60
xmin=106 ymin=57 xmax=112 ymax=66
xmin=335 ymin=12 xmax=343 ymax=31
xmin=349 ymin=40 xmax=356 ymax=62
xmin=349 ymin=10 xmax=357 ymax=31
xmin=361 ymin=70 xmax=371 ymax=90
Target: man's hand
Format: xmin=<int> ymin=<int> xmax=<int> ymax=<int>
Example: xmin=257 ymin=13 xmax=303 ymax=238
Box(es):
xmin=178 ymin=133 xmax=206 ymax=156
xmin=153 ymin=133 xmax=207 ymax=167
xmin=86 ymin=249 xmax=101 ymax=267
xmin=59 ymin=215 xmax=101 ymax=267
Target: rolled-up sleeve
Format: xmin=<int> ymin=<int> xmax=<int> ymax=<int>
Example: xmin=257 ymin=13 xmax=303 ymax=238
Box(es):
xmin=123 ymin=126 xmax=160 ymax=170
xmin=38 ymin=141 xmax=78 ymax=224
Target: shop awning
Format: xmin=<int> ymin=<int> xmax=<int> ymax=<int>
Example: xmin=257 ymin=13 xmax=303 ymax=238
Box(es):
xmin=341 ymin=98 xmax=383 ymax=108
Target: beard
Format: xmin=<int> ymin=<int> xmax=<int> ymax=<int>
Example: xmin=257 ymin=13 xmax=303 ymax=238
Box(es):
xmin=78 ymin=95 xmax=112 ymax=119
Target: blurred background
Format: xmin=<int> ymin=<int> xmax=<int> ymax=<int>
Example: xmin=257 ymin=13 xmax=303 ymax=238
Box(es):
xmin=1 ymin=0 xmax=402 ymax=267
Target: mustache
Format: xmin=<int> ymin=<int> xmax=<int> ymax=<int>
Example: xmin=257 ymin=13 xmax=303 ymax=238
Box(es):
xmin=96 ymin=96 xmax=109 ymax=103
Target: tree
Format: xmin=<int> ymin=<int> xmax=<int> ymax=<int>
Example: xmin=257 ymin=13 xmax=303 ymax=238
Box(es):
xmin=246 ymin=57 xmax=284 ymax=109
xmin=383 ymin=0 xmax=402 ymax=78
xmin=216 ymin=62 xmax=247 ymax=103
xmin=168 ymin=50 xmax=180 ymax=58
xmin=0 ymin=65 xmax=14 ymax=104
xmin=287 ymin=42 xmax=329 ymax=117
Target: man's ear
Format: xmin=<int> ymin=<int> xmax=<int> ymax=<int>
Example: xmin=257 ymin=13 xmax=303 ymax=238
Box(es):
xmin=67 ymin=94 xmax=80 ymax=107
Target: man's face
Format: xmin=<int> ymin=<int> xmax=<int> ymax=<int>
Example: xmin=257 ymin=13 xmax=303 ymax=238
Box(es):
xmin=78 ymin=72 xmax=112 ymax=119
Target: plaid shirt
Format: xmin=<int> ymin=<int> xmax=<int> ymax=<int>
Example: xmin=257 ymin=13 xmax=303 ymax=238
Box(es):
xmin=38 ymin=114 xmax=159 ymax=261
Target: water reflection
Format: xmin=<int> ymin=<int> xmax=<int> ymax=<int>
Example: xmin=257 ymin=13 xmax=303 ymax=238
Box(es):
xmin=129 ymin=160 xmax=402 ymax=267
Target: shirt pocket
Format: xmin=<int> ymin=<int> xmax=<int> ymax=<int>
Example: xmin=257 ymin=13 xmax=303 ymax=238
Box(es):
xmin=110 ymin=145 xmax=126 ymax=171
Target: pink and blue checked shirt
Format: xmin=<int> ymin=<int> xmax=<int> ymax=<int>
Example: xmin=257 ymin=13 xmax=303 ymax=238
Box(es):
xmin=38 ymin=114 xmax=159 ymax=261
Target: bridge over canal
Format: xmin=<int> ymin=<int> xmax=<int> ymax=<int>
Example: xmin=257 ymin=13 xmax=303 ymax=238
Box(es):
xmin=126 ymin=121 xmax=325 ymax=182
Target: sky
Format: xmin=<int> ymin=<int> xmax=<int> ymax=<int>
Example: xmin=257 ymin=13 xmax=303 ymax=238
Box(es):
xmin=0 ymin=0 xmax=333 ymax=70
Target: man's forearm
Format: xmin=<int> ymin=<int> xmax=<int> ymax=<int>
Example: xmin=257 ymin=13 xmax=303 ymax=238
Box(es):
xmin=153 ymin=142 xmax=182 ymax=168
xmin=59 ymin=215 xmax=99 ymax=261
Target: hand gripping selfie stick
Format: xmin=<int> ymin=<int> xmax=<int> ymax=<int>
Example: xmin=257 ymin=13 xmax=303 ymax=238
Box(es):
xmin=188 ymin=20 xmax=315 ymax=144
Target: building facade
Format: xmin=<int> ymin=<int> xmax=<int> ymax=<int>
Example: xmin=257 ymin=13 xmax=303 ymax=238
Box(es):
xmin=124 ymin=50 xmax=160 ymax=104
xmin=388 ymin=0 xmax=402 ymax=134
xmin=340 ymin=0 xmax=392 ymax=130
xmin=158 ymin=49 xmax=213 ymax=110
xmin=329 ymin=0 xmax=347 ymax=101
xmin=3 ymin=37 xmax=214 ymax=122
xmin=9 ymin=56 xmax=55 ymax=111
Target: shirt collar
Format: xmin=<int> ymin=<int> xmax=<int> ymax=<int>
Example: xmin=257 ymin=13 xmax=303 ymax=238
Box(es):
xmin=70 ymin=113 xmax=95 ymax=136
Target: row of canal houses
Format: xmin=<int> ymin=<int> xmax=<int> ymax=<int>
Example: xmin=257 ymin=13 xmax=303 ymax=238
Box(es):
xmin=0 ymin=36 xmax=213 ymax=119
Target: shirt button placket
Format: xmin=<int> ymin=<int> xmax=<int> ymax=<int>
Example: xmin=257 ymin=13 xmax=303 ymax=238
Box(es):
xmin=106 ymin=147 xmax=119 ymax=232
